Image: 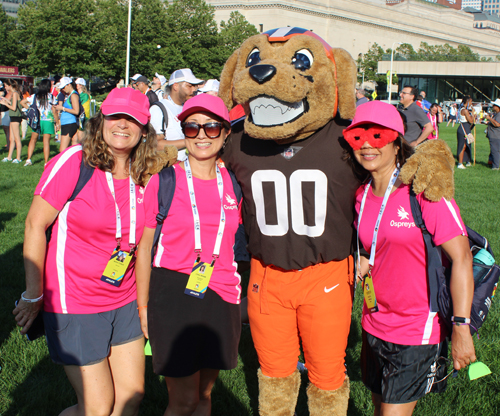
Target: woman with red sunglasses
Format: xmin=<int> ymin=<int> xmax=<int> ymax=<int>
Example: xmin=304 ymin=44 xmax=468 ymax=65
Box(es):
xmin=136 ymin=94 xmax=242 ymax=416
xmin=344 ymin=101 xmax=475 ymax=416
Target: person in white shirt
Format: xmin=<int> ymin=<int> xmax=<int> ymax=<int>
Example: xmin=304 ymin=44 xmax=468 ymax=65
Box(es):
xmin=150 ymin=68 xmax=204 ymax=159
xmin=152 ymin=72 xmax=166 ymax=100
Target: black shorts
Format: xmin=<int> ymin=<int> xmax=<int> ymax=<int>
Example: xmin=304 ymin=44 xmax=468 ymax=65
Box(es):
xmin=61 ymin=123 xmax=78 ymax=138
xmin=361 ymin=330 xmax=448 ymax=404
xmin=148 ymin=268 xmax=241 ymax=377
xmin=10 ymin=116 xmax=22 ymax=123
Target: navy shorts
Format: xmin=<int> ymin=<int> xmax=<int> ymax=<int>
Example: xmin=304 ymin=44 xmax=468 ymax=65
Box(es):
xmin=361 ymin=330 xmax=448 ymax=404
xmin=44 ymin=300 xmax=143 ymax=366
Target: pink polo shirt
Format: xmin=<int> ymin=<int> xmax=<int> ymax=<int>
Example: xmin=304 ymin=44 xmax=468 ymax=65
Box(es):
xmin=355 ymin=183 xmax=466 ymax=345
xmin=144 ymin=163 xmax=242 ymax=304
xmin=35 ymin=146 xmax=145 ymax=314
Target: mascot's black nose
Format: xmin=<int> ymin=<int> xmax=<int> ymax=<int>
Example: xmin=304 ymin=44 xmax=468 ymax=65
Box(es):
xmin=249 ymin=65 xmax=276 ymax=84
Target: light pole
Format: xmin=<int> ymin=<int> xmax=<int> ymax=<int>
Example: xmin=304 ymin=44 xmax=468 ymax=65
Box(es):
xmin=388 ymin=41 xmax=402 ymax=103
xmin=125 ymin=0 xmax=132 ymax=87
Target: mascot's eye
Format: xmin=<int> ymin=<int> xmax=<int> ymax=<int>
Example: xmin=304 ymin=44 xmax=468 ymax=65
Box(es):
xmin=246 ymin=48 xmax=261 ymax=67
xmin=292 ymin=49 xmax=313 ymax=70
xmin=374 ymin=133 xmax=381 ymax=139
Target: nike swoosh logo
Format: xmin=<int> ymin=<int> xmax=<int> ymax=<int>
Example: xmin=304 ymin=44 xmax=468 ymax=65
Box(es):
xmin=324 ymin=284 xmax=339 ymax=293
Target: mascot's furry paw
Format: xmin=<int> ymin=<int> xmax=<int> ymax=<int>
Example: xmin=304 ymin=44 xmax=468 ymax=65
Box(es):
xmin=258 ymin=368 xmax=300 ymax=416
xmin=162 ymin=145 xmax=178 ymax=168
xmin=400 ymin=140 xmax=455 ymax=201
xmin=307 ymin=376 xmax=350 ymax=416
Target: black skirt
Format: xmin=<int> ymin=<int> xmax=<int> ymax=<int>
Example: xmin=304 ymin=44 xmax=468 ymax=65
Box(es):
xmin=148 ymin=267 xmax=241 ymax=377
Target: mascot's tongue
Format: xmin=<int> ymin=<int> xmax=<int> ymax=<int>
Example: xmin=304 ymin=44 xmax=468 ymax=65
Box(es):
xmin=249 ymin=96 xmax=305 ymax=127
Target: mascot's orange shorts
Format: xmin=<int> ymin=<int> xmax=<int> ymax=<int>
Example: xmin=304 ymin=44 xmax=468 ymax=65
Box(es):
xmin=248 ymin=256 xmax=354 ymax=391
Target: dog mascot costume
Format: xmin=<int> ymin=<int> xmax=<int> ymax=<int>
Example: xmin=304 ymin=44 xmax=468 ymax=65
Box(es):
xmin=218 ymin=27 xmax=454 ymax=415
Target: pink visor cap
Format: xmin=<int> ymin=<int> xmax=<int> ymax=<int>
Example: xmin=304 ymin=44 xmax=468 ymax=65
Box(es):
xmin=344 ymin=100 xmax=405 ymax=136
xmin=100 ymin=88 xmax=150 ymax=125
xmin=178 ymin=94 xmax=230 ymax=124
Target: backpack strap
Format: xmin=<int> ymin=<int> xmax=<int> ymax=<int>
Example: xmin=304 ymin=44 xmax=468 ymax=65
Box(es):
xmin=46 ymin=155 xmax=94 ymax=242
xmin=151 ymin=166 xmax=176 ymax=264
xmin=151 ymin=101 xmax=169 ymax=135
xmin=227 ymin=169 xmax=242 ymax=204
xmin=409 ymin=188 xmax=441 ymax=313
xmin=69 ymin=158 xmax=95 ymax=201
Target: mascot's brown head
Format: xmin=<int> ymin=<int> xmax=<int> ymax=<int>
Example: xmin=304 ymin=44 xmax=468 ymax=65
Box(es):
xmin=219 ymin=27 xmax=357 ymax=143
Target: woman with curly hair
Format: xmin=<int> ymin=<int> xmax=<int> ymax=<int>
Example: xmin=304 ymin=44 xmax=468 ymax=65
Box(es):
xmin=13 ymin=88 xmax=169 ymax=416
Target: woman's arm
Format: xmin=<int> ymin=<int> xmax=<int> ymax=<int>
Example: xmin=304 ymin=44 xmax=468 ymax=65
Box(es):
xmin=20 ymin=97 xmax=30 ymax=109
xmin=135 ymin=226 xmax=156 ymax=339
xmin=1 ymin=92 xmax=18 ymax=111
xmin=55 ymin=93 xmax=80 ymax=116
xmin=13 ymin=196 xmax=59 ymax=334
xmin=440 ymin=235 xmax=476 ymax=371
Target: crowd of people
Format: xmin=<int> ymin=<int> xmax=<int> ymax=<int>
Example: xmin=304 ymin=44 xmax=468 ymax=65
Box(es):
xmin=7 ymin=63 xmax=498 ymax=416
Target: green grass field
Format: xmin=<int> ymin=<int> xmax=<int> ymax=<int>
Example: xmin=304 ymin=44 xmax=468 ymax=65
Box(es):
xmin=1 ymin=124 xmax=499 ymax=415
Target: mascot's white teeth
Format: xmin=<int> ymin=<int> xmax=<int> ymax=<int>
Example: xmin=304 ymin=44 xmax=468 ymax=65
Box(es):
xmin=250 ymin=96 xmax=304 ymax=127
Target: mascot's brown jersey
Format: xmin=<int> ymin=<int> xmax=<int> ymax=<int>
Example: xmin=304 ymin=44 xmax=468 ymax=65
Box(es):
xmin=222 ymin=118 xmax=360 ymax=270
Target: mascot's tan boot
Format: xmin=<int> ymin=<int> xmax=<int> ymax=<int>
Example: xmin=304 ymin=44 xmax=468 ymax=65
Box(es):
xmin=307 ymin=376 xmax=350 ymax=416
xmin=258 ymin=368 xmax=300 ymax=416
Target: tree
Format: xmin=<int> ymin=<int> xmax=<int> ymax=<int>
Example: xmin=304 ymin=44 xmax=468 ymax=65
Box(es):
xmin=162 ymin=0 xmax=221 ymax=80
xmin=0 ymin=8 xmax=20 ymax=67
xmin=16 ymin=0 xmax=102 ymax=77
xmin=358 ymin=43 xmax=386 ymax=85
xmin=218 ymin=11 xmax=259 ymax=59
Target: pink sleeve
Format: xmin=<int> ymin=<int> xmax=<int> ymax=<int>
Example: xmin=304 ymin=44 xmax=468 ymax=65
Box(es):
xmin=418 ymin=195 xmax=467 ymax=247
xmin=144 ymin=173 xmax=160 ymax=229
xmin=35 ymin=147 xmax=82 ymax=211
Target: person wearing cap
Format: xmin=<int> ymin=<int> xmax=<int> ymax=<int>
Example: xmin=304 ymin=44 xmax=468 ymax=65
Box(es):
xmin=13 ymin=87 xmax=171 ymax=416
xmin=134 ymin=75 xmax=158 ymax=107
xmin=198 ymin=79 xmax=220 ymax=97
xmin=152 ymin=72 xmax=166 ymax=100
xmin=135 ymin=93 xmax=241 ymax=416
xmin=485 ymin=98 xmax=500 ymax=170
xmin=130 ymin=73 xmax=142 ymax=89
xmin=54 ymin=77 xmax=81 ymax=152
xmin=150 ymin=68 xmax=204 ymax=156
xmin=343 ymin=101 xmax=475 ymax=415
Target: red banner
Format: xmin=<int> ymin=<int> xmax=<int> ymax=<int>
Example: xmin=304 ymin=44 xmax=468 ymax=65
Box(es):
xmin=0 ymin=66 xmax=19 ymax=76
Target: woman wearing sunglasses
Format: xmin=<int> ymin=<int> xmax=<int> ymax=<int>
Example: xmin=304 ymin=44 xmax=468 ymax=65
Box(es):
xmin=136 ymin=94 xmax=241 ymax=416
xmin=344 ymin=101 xmax=475 ymax=416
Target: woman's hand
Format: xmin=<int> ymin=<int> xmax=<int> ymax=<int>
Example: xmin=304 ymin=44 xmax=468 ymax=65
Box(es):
xmin=13 ymin=298 xmax=43 ymax=335
xmin=138 ymin=306 xmax=148 ymax=339
xmin=451 ymin=325 xmax=476 ymax=370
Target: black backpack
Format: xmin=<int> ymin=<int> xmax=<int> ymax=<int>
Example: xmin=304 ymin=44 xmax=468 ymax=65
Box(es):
xmin=26 ymin=94 xmax=40 ymax=130
xmin=150 ymin=101 xmax=169 ymax=136
xmin=151 ymin=165 xmax=247 ymax=264
xmin=409 ymin=189 xmax=500 ymax=336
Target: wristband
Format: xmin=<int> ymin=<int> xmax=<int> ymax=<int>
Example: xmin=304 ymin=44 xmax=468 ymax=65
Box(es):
xmin=137 ymin=305 xmax=147 ymax=310
xmin=451 ymin=316 xmax=470 ymax=324
xmin=21 ymin=291 xmax=43 ymax=303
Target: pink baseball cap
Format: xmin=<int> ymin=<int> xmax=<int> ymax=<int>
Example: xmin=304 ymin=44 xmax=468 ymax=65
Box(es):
xmin=100 ymin=88 xmax=150 ymax=125
xmin=178 ymin=94 xmax=230 ymax=124
xmin=344 ymin=100 xmax=404 ymax=136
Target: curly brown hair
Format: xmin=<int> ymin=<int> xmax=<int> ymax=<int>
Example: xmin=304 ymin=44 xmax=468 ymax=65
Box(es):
xmin=82 ymin=112 xmax=170 ymax=186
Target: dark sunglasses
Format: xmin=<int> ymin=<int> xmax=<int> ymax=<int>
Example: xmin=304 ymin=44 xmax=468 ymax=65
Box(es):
xmin=181 ymin=122 xmax=224 ymax=139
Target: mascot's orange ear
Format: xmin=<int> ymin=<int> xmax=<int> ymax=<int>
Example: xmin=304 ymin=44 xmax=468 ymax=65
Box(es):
xmin=219 ymin=50 xmax=239 ymax=111
xmin=332 ymin=48 xmax=357 ymax=121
